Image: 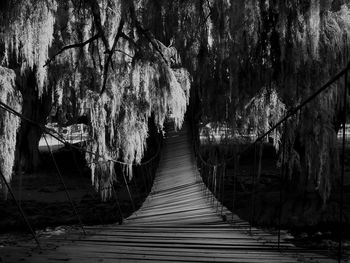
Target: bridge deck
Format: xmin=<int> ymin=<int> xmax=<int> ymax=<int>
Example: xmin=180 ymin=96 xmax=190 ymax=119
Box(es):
xmin=0 ymin=125 xmax=334 ymax=262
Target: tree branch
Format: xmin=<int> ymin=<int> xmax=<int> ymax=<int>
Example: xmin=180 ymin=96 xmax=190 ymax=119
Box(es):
xmin=127 ymin=3 xmax=169 ymax=65
xmin=206 ymin=0 xmax=213 ymax=14
xmin=100 ymin=19 xmax=125 ymax=95
xmin=106 ymin=48 xmax=133 ymax=59
xmin=136 ymin=22 xmax=169 ymax=65
xmin=87 ymin=0 xmax=110 ymax=51
xmin=44 ymin=34 xmax=99 ymax=67
xmin=113 ymin=49 xmax=134 ymax=59
xmin=120 ymin=32 xmax=138 ymax=48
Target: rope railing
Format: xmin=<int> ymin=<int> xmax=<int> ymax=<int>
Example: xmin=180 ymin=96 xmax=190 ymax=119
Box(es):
xmin=0 ymin=101 xmax=162 ymax=248
xmin=192 ymin=62 xmax=350 ymax=262
xmin=192 ymin=121 xmax=227 ymax=215
xmin=43 ymin=134 xmax=86 ymax=235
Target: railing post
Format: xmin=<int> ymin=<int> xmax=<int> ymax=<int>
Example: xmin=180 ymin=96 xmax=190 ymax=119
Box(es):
xmin=257 ymin=140 xmax=263 ymax=182
xmin=216 ymin=165 xmax=220 ymax=212
xmin=208 ymin=165 xmax=211 ymax=200
xmin=140 ymin=166 xmax=148 ymax=193
xmin=206 ymin=165 xmax=210 ymax=200
xmin=69 ymin=144 xmax=104 ymax=225
xmin=208 ymin=165 xmax=212 ymax=201
xmin=221 ymin=163 xmax=226 ymax=216
xmin=121 ymin=164 xmax=136 ymax=214
xmin=232 ymin=153 xmax=239 ymax=222
xmin=278 ymin=121 xmax=288 ymax=250
xmin=148 ymin=163 xmax=153 ymax=192
xmin=212 ymin=165 xmax=216 ymax=204
xmin=249 ymin=143 xmax=257 ymax=234
xmin=200 ymin=162 xmax=204 ymax=192
xmin=338 ymin=66 xmax=348 ymax=262
xmin=18 ymin=162 xmax=23 ymax=207
xmin=111 ymin=182 xmax=123 ymax=225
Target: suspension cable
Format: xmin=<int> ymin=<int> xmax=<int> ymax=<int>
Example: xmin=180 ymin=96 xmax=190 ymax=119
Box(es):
xmin=67 ymin=143 xmax=105 ymax=225
xmin=249 ymin=143 xmax=257 ymax=234
xmin=338 ymin=66 xmax=348 ymax=262
xmin=278 ymin=122 xmax=288 ymax=249
xmin=220 ymin=163 xmax=226 ymax=215
xmin=0 ymin=100 xmax=160 ymax=167
xmin=193 ymin=61 xmax=350 ymax=168
xmin=110 ymin=181 xmax=123 ymax=225
xmin=236 ymin=62 xmax=350 ymax=159
xmin=192 ymin=61 xmax=350 ymax=260
xmin=120 ymin=163 xmax=136 ymax=215
xmin=43 ymin=134 xmax=86 ymax=235
xmin=0 ymin=170 xmax=41 ymax=247
xmin=0 ymin=99 xmax=161 ymax=208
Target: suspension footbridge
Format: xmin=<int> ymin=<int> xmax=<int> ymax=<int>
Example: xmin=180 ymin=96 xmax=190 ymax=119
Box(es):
xmin=0 ymin=124 xmax=335 ymax=263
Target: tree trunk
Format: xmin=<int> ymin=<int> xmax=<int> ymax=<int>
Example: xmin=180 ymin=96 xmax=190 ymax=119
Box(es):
xmin=15 ymin=71 xmax=52 ymax=172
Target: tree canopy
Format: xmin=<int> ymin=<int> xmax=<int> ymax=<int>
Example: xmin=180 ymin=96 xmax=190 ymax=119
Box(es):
xmin=0 ymin=0 xmax=349 ymax=201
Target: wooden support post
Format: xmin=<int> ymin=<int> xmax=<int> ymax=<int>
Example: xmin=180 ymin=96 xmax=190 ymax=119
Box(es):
xmin=249 ymin=143 xmax=257 ymax=234
xmin=278 ymin=122 xmax=288 ymax=249
xmin=221 ymin=163 xmax=226 ymax=216
xmin=338 ymin=67 xmax=348 ymax=262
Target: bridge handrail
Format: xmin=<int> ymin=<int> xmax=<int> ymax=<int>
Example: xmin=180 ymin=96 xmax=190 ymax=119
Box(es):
xmin=0 ymin=99 xmax=162 ymax=245
xmin=192 ymin=61 xmax=350 ymax=262
xmin=194 ymin=61 xmax=350 ymax=167
xmin=239 ymin=61 xmax=350 ymax=156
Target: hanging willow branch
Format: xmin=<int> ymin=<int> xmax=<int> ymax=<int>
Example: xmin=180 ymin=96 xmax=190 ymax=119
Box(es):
xmin=44 ymin=34 xmax=100 ymax=67
xmin=1 ymin=0 xmax=191 ymax=200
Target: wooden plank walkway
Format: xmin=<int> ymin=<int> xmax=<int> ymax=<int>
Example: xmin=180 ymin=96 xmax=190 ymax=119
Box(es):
xmin=0 ymin=124 xmax=335 ymax=262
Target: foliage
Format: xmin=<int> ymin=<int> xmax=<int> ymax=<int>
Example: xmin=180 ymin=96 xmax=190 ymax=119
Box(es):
xmin=180 ymin=0 xmax=350 ymax=201
xmin=48 ymin=0 xmax=191 ymax=199
xmin=1 ymin=0 xmax=57 ymax=96
xmin=0 ymin=0 xmax=349 ymax=202
xmin=0 ymin=66 xmax=22 ymax=196
xmin=242 ymin=87 xmax=286 ymax=151
xmin=0 ymin=0 xmax=191 ymax=199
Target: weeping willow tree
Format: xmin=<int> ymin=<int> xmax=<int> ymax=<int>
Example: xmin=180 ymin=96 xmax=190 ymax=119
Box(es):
xmin=197 ymin=0 xmax=350 ymax=201
xmin=0 ymin=0 xmax=56 ymax=172
xmin=141 ymin=0 xmax=350 ymax=202
xmin=0 ymin=0 xmax=349 ymax=202
xmin=0 ymin=0 xmax=191 ymax=199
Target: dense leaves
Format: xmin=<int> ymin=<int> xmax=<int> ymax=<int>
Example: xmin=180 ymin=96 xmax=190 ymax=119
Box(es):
xmin=0 ymin=66 xmax=22 ymax=195
xmin=187 ymin=0 xmax=350 ymax=201
xmin=0 ymin=0 xmax=349 ymax=200
xmin=0 ymin=0 xmax=190 ymax=199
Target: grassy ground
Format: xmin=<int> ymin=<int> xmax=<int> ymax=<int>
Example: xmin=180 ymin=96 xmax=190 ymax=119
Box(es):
xmin=0 ymin=146 xmax=155 ymax=235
